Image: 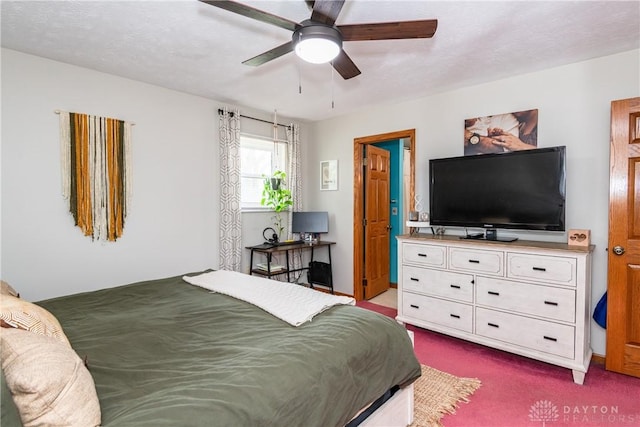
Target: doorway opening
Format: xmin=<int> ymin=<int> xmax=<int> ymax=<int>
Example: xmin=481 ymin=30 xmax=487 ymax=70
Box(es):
xmin=353 ymin=129 xmax=415 ymax=301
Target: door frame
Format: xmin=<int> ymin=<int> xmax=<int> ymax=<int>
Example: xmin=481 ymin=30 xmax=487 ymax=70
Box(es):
xmin=353 ymin=129 xmax=415 ymax=301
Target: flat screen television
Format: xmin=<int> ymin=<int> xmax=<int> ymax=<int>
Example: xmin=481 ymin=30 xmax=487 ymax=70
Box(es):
xmin=291 ymin=211 xmax=329 ymax=234
xmin=429 ymin=146 xmax=566 ymax=239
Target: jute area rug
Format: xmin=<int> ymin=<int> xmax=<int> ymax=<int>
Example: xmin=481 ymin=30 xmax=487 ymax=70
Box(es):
xmin=410 ymin=364 xmax=482 ymax=427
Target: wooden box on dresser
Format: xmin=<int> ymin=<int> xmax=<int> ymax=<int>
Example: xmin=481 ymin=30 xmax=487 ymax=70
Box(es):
xmin=396 ymin=234 xmax=594 ymax=384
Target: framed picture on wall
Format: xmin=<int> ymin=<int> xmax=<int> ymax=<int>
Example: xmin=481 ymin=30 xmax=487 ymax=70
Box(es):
xmin=464 ymin=108 xmax=538 ymax=156
xmin=320 ymin=160 xmax=338 ymax=191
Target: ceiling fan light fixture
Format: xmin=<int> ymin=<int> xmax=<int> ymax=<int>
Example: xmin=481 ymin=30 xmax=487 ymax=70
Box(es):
xmin=293 ymin=23 xmax=342 ymax=64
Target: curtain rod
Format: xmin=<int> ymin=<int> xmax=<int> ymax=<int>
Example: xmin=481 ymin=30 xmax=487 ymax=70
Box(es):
xmin=54 ymin=110 xmax=136 ymax=125
xmin=217 ymin=109 xmax=290 ymax=130
xmin=241 ymin=131 xmax=289 ymax=144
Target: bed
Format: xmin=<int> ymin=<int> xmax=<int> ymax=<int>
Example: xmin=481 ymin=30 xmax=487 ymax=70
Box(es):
xmin=1 ymin=270 xmax=421 ymax=427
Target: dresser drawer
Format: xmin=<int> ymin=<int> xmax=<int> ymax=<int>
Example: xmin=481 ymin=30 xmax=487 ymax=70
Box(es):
xmin=476 ymin=308 xmax=575 ymax=359
xmin=476 ymin=277 xmax=576 ymax=322
xmin=403 ymin=243 xmax=446 ymax=267
xmin=403 ymin=266 xmax=473 ymax=302
xmin=402 ymin=292 xmax=473 ymax=333
xmin=507 ymin=253 xmax=576 ymax=286
xmin=449 ymin=247 xmax=503 ymax=275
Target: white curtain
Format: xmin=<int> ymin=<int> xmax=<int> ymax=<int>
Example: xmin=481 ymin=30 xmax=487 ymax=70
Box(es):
xmin=286 ymin=123 xmax=305 ymax=278
xmin=286 ymin=123 xmax=302 ymax=237
xmin=218 ymin=108 xmax=242 ymax=271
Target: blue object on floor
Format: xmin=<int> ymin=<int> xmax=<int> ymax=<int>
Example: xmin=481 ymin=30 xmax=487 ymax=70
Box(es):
xmin=593 ymin=292 xmax=607 ymax=328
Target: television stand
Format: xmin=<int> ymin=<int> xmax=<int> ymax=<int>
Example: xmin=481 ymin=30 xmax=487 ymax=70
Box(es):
xmin=397 ymin=234 xmax=594 ymax=384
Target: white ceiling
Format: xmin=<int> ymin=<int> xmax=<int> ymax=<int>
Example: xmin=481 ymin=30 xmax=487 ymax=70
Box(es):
xmin=2 ymin=0 xmax=639 ymax=122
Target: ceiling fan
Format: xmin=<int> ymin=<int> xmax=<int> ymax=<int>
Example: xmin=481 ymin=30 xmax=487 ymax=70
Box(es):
xmin=199 ymin=0 xmax=438 ymax=80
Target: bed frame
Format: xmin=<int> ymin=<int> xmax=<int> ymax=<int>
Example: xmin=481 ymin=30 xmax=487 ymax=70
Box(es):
xmin=358 ymin=330 xmax=415 ymax=427
xmin=359 ymin=385 xmax=414 ymax=427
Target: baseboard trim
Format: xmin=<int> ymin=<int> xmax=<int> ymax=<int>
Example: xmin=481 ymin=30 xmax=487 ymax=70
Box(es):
xmin=592 ymin=353 xmax=605 ymax=365
xmin=311 ymin=285 xmax=352 ymax=298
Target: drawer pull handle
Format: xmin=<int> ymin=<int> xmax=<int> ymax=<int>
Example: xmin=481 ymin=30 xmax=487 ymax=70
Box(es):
xmin=450 ymin=314 xmax=460 ymax=319
xmin=418 ymin=253 xmax=427 ymax=257
xmin=410 ymin=304 xmax=419 ymax=309
xmin=544 ymin=301 xmax=558 ymax=306
xmin=487 ymin=322 xmax=499 ymax=328
xmin=469 ymin=259 xmax=480 ymax=264
xmin=450 ymin=284 xmax=461 ymax=289
xmin=543 ymin=336 xmax=558 ymax=342
xmin=532 ymin=266 xmax=547 ymax=272
xmin=488 ymin=291 xmax=500 ymax=296
xmin=410 ymin=277 xmax=419 ymax=282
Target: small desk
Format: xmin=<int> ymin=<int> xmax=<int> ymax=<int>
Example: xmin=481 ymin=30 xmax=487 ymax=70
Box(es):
xmin=246 ymin=241 xmax=336 ymax=293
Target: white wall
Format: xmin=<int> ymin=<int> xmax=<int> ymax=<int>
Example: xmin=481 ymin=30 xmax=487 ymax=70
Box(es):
xmin=306 ymin=49 xmax=640 ymax=356
xmin=3 ymin=46 xmax=638 ymax=355
xmin=0 ymin=49 xmax=302 ymax=300
xmin=1 ymin=49 xmax=219 ymax=300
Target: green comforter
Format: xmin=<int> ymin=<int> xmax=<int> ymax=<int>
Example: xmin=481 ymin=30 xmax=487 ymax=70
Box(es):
xmin=3 ymin=272 xmax=420 ymax=427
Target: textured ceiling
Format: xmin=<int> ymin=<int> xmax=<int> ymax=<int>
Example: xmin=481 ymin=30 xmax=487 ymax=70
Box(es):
xmin=1 ymin=0 xmax=639 ymax=122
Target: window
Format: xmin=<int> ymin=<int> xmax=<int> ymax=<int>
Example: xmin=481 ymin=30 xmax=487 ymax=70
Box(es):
xmin=240 ymin=135 xmax=288 ymax=210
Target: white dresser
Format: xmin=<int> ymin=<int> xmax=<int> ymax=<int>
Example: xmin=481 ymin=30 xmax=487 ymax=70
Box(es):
xmin=397 ymin=234 xmax=594 ymax=384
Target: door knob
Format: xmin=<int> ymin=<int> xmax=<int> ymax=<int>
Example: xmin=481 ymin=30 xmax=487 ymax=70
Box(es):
xmin=386 ymin=225 xmax=392 ymax=231
xmin=612 ymin=246 xmax=625 ymax=255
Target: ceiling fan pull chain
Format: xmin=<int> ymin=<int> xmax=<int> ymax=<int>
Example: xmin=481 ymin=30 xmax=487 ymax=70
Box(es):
xmin=331 ymin=61 xmax=335 ymax=109
xmin=297 ymin=59 xmax=302 ymax=94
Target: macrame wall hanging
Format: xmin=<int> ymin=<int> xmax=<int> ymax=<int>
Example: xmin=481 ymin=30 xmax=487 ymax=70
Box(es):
xmin=57 ymin=110 xmax=133 ymax=242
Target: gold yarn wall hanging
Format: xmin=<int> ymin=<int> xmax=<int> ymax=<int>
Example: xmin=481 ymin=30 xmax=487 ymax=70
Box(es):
xmin=58 ymin=111 xmax=133 ymax=241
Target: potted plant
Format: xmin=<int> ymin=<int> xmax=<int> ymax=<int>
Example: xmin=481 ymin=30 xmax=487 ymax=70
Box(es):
xmin=261 ymin=170 xmax=293 ymax=242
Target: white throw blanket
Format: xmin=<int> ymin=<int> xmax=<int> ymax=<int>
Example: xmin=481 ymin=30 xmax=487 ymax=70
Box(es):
xmin=183 ymin=270 xmax=355 ymax=326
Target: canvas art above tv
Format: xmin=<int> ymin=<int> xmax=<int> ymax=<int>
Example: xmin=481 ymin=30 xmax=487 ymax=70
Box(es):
xmin=429 ymin=146 xmax=566 ymax=235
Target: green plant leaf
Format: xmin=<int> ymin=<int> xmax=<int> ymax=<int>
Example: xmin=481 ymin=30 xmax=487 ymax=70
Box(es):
xmin=260 ymin=170 xmax=293 ymax=238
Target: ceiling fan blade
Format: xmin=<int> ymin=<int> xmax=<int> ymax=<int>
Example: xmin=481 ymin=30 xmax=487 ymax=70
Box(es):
xmin=332 ymin=50 xmax=361 ymax=80
xmin=339 ymin=20 xmax=438 ymax=41
xmin=199 ymin=0 xmax=300 ymax=32
xmin=242 ymin=41 xmax=294 ymax=67
xmin=310 ymin=0 xmax=345 ymax=26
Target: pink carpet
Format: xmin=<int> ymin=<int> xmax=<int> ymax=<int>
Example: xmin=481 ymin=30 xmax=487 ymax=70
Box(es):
xmin=357 ymin=300 xmax=640 ymax=427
